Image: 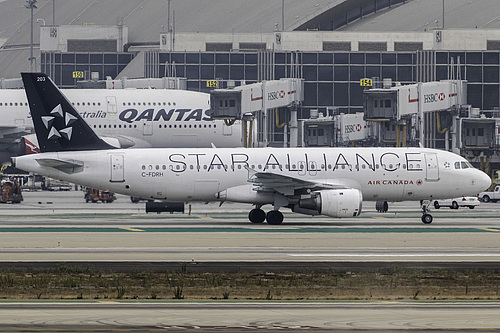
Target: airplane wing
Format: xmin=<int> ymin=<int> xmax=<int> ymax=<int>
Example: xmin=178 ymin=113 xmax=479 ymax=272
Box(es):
xmin=35 ymin=158 xmax=84 ymax=174
xmin=247 ymin=170 xmax=347 ymax=196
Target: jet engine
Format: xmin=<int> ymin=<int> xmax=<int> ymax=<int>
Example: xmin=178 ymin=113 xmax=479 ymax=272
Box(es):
xmin=292 ymin=189 xmax=362 ymax=218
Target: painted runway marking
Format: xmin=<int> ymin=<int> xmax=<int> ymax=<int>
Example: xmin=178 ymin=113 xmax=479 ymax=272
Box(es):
xmin=478 ymin=228 xmax=500 ymax=232
xmin=119 ymin=227 xmax=145 ymax=232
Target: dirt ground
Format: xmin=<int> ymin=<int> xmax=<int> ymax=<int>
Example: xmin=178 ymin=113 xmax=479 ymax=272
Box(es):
xmin=1 ymin=265 xmax=500 ymax=300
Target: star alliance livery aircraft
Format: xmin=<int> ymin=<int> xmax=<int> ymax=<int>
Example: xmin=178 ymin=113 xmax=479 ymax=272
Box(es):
xmin=13 ymin=73 xmax=491 ymax=224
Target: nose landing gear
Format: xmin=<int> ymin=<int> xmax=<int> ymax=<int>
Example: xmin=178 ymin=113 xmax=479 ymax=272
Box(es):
xmin=420 ymin=200 xmax=433 ymax=224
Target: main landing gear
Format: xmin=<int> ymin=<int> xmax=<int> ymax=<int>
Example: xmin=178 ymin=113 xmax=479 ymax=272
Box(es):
xmin=375 ymin=200 xmax=389 ymax=213
xmin=420 ymin=200 xmax=433 ymax=224
xmin=248 ymin=206 xmax=284 ymax=225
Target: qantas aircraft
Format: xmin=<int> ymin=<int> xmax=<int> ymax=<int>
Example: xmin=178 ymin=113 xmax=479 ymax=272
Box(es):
xmin=0 ymin=81 xmax=241 ymax=161
xmin=12 ymin=73 xmax=491 ymax=224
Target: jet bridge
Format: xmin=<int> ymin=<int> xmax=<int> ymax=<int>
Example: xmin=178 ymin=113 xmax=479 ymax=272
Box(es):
xmin=363 ymin=80 xmax=467 ymax=148
xmin=210 ymin=79 xmax=304 ymax=147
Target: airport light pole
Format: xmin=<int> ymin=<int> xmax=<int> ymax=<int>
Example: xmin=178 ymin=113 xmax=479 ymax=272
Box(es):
xmin=26 ymin=0 xmax=37 ymax=72
xmin=282 ymin=0 xmax=285 ymax=31
xmin=442 ymin=0 xmax=445 ymax=29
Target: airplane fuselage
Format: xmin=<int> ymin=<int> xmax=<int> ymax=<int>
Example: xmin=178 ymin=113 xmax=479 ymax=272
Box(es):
xmin=13 ymin=147 xmax=488 ymax=204
xmin=0 ymin=89 xmax=241 ymax=150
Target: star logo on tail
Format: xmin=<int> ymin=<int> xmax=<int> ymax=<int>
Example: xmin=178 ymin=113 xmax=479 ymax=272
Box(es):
xmin=43 ymin=104 xmax=76 ymax=141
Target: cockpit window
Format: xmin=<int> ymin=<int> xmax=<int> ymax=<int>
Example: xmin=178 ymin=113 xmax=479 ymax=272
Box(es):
xmin=455 ymin=161 xmax=474 ymax=169
xmin=461 ymin=161 xmax=473 ymax=169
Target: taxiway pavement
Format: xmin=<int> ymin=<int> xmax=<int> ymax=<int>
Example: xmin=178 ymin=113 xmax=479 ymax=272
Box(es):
xmin=0 ymin=191 xmax=499 ymax=263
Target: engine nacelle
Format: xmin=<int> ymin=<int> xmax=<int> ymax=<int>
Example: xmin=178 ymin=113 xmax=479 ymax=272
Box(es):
xmin=294 ymin=189 xmax=362 ymax=218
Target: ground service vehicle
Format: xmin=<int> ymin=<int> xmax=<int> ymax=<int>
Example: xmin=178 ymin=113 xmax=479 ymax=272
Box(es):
xmin=433 ymin=196 xmax=480 ymax=209
xmin=0 ymin=180 xmax=23 ymax=203
xmin=479 ymin=185 xmax=500 ymax=202
xmin=85 ymin=188 xmax=116 ymax=203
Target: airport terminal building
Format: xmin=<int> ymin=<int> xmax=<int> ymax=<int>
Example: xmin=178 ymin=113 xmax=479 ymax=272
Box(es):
xmin=2 ymin=0 xmax=500 ymax=177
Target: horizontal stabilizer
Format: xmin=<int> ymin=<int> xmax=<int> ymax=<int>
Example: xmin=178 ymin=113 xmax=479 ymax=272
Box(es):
xmin=36 ymin=158 xmax=84 ymax=174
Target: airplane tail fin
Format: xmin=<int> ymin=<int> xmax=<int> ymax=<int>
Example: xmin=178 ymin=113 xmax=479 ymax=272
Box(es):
xmin=21 ymin=72 xmax=114 ymax=153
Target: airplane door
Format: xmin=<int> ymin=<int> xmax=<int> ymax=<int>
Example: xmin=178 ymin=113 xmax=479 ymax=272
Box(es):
xmin=424 ymin=153 xmax=439 ymax=181
xmin=110 ymin=155 xmax=124 ymax=182
xmin=106 ymin=96 xmax=117 ymax=114
xmin=143 ymin=122 xmax=153 ymax=136
xmin=298 ymin=161 xmax=306 ymax=176
xmin=309 ymin=161 xmax=318 ymax=176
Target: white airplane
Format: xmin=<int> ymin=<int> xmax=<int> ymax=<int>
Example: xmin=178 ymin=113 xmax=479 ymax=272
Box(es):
xmin=0 ymin=80 xmax=241 ymax=161
xmin=12 ymin=73 xmax=491 ymax=224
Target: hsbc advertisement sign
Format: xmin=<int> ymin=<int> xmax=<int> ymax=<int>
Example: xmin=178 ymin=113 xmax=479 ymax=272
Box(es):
xmin=423 ymin=92 xmax=446 ymax=104
xmin=398 ymin=81 xmax=463 ymax=116
xmin=420 ymin=82 xmax=455 ymax=112
xmin=335 ymin=113 xmax=367 ymax=142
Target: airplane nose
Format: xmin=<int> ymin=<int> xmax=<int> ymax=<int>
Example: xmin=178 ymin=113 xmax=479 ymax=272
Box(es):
xmin=476 ymin=170 xmax=491 ymax=192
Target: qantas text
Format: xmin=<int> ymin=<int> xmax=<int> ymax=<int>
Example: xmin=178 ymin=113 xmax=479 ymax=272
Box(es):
xmin=119 ymin=108 xmax=211 ymax=123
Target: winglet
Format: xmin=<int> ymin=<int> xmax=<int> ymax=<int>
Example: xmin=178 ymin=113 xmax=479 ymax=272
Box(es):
xmin=21 ymin=72 xmax=114 ymax=153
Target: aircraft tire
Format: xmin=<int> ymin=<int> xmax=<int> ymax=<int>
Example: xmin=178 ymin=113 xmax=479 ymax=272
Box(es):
xmin=451 ymin=201 xmax=459 ymax=209
xmin=421 ymin=214 xmax=433 ymax=224
xmin=375 ymin=200 xmax=388 ymax=213
xmin=266 ymin=210 xmax=284 ymax=225
xmin=248 ymin=208 xmax=266 ymax=224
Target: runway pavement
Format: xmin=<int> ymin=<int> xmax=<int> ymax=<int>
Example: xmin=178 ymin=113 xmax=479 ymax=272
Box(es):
xmin=0 ymin=301 xmax=500 ymax=331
